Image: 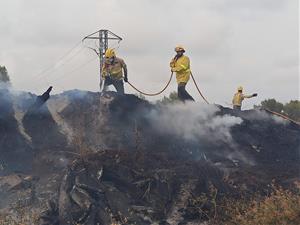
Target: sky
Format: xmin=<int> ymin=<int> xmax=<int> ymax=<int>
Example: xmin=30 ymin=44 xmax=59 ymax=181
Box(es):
xmin=0 ymin=0 xmax=298 ymax=108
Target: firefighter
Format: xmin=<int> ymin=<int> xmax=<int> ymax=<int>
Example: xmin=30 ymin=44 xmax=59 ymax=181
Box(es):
xmin=102 ymin=48 xmax=128 ymax=94
xmin=170 ymin=45 xmax=194 ymax=102
xmin=232 ymin=86 xmax=257 ymax=110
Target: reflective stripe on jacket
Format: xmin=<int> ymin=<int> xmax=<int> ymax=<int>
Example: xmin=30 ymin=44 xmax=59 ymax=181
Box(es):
xmin=102 ymin=57 xmax=127 ymax=80
xmin=170 ymin=55 xmax=191 ymax=84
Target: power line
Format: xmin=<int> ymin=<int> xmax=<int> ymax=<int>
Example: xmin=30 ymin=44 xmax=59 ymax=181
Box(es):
xmin=35 ymin=46 xmax=86 ymax=82
xmin=31 ymin=40 xmax=82 ymax=80
xmin=22 ymin=30 xmax=122 ymax=93
xmin=33 ymin=55 xmax=98 ymax=94
xmin=52 ymin=56 xmax=98 ymax=83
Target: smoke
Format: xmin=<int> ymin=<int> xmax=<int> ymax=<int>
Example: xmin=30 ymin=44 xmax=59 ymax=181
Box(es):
xmin=243 ymin=109 xmax=289 ymax=125
xmin=148 ymin=102 xmax=243 ymax=144
xmin=0 ymin=80 xmax=10 ymax=90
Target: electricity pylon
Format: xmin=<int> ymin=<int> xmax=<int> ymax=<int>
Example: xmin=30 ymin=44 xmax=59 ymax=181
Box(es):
xmin=82 ymin=30 xmax=122 ymax=91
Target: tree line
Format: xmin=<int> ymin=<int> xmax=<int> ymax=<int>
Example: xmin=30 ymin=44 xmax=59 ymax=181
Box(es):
xmin=256 ymin=99 xmax=300 ymax=121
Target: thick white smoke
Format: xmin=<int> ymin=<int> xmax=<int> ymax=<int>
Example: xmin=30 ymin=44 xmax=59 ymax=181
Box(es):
xmin=148 ymin=102 xmax=243 ymax=144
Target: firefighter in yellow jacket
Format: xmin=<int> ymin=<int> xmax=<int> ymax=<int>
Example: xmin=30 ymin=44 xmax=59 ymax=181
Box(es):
xmin=102 ymin=48 xmax=128 ymax=94
xmin=170 ymin=45 xmax=194 ymax=102
xmin=232 ymin=86 xmax=257 ymax=110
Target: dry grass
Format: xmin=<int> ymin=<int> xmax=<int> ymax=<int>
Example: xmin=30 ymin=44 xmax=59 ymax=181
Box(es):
xmin=0 ymin=209 xmax=39 ymax=225
xmin=2 ymin=182 xmax=299 ymax=225
xmin=211 ymin=182 xmax=300 ymax=225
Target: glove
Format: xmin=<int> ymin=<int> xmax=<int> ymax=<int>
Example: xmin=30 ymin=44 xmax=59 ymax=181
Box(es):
xmin=252 ymin=93 xmax=258 ymax=97
xmin=171 ymin=67 xmax=176 ymax=72
xmin=124 ymin=77 xmax=128 ymax=83
xmin=170 ymin=59 xmax=175 ymax=68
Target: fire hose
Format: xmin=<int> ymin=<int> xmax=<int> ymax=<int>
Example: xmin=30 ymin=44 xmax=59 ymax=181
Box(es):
xmin=263 ymin=108 xmax=300 ymax=126
xmin=190 ymin=71 xmax=209 ymax=104
xmin=125 ymin=71 xmax=210 ymax=104
xmin=125 ymin=72 xmax=173 ymax=96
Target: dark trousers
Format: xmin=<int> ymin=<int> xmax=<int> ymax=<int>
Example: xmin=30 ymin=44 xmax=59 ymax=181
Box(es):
xmin=103 ymin=76 xmax=124 ymax=94
xmin=233 ymin=105 xmax=241 ymax=111
xmin=178 ymin=83 xmax=195 ymax=102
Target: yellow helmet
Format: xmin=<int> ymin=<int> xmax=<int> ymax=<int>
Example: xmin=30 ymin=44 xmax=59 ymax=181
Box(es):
xmin=237 ymin=86 xmax=243 ymax=92
xmin=175 ymin=45 xmax=185 ymax=52
xmin=105 ymin=48 xmax=116 ymax=58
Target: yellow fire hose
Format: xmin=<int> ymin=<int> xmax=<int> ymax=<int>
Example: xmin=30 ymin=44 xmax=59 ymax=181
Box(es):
xmin=125 ymin=71 xmax=210 ymax=105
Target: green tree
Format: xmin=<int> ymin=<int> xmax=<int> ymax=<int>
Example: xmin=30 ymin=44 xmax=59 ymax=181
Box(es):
xmin=0 ymin=65 xmax=10 ymax=83
xmin=283 ymin=100 xmax=300 ymax=121
xmin=256 ymin=99 xmax=300 ymax=122
xmin=157 ymin=91 xmax=179 ymax=105
xmin=259 ymin=99 xmax=284 ymax=113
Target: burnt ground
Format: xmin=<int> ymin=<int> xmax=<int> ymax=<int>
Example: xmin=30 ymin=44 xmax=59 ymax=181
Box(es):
xmin=0 ymin=88 xmax=299 ymax=224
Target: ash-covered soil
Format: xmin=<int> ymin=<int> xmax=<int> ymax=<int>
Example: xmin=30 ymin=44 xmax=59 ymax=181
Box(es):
xmin=0 ymin=88 xmax=299 ymax=224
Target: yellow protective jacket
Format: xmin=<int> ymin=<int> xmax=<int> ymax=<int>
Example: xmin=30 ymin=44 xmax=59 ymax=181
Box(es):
xmin=102 ymin=57 xmax=127 ymax=80
xmin=170 ymin=55 xmax=191 ymax=84
xmin=232 ymin=92 xmax=253 ymax=106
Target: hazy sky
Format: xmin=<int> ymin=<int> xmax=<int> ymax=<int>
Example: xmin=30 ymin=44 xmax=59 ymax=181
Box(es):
xmin=0 ymin=0 xmax=298 ymax=107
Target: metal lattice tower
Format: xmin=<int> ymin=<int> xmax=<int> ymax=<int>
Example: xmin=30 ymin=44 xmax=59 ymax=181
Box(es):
xmin=82 ymin=29 xmax=122 ymax=90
